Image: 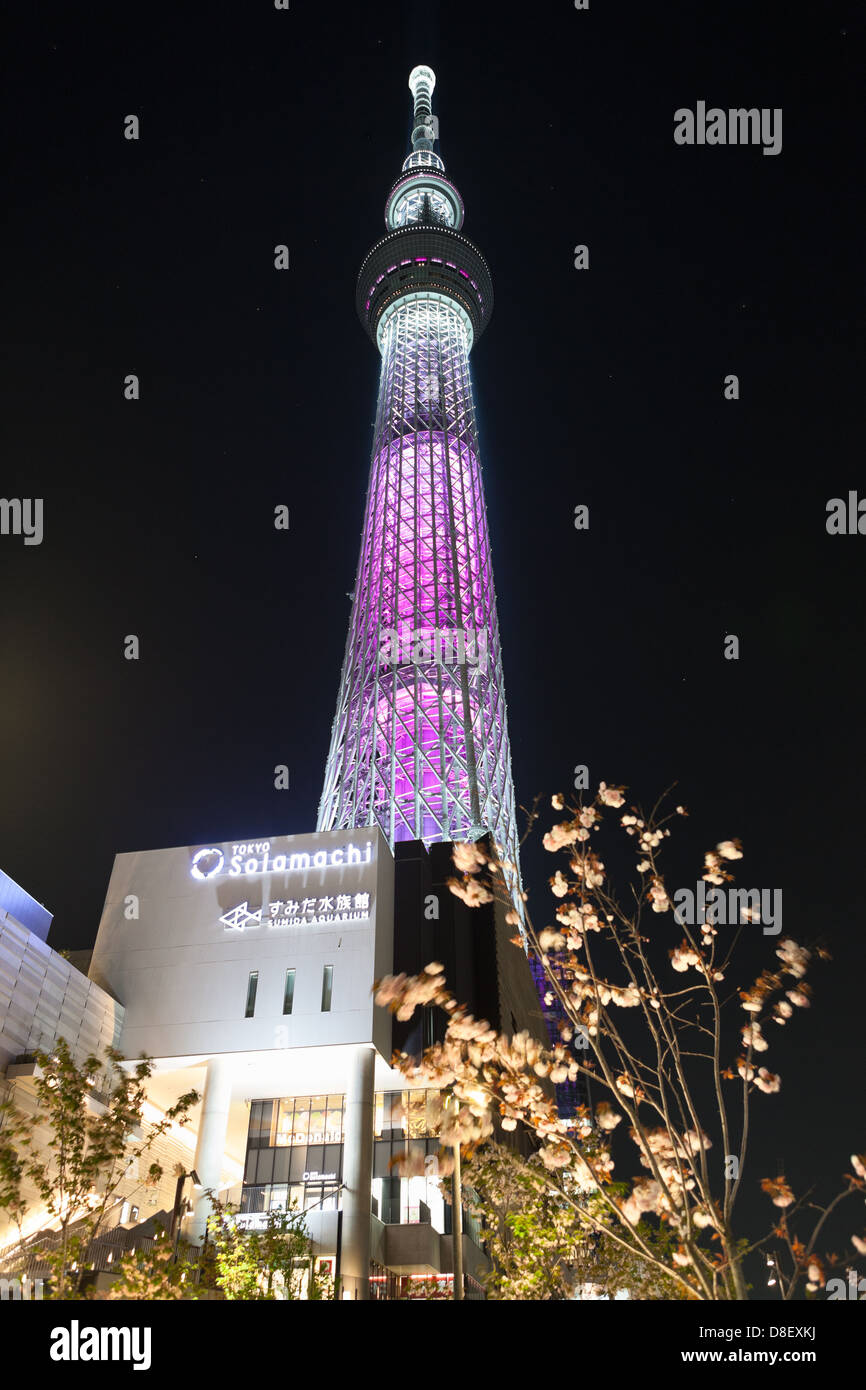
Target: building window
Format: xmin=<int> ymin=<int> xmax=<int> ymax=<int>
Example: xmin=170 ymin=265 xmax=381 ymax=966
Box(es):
xmin=373 ymin=1090 xmax=442 ymax=1140
xmin=245 ymin=970 xmax=259 ymax=1018
xmin=240 ymin=1092 xmax=483 ymax=1248
xmin=283 ymin=968 xmax=296 ymax=1015
xmin=268 ymin=1095 xmax=345 ymax=1147
xmin=321 ymin=964 xmax=333 ymax=1012
xmin=241 ymin=1095 xmax=346 ymax=1222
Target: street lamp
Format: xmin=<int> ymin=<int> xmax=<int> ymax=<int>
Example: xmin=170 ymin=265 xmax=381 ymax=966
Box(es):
xmin=170 ymin=1167 xmax=202 ymax=1258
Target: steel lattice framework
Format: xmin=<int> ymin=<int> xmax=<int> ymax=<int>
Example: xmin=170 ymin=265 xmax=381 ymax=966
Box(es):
xmin=318 ymin=67 xmax=522 ymax=902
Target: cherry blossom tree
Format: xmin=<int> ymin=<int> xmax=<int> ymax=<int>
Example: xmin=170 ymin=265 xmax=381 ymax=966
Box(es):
xmin=457 ymin=1140 xmax=684 ymax=1300
xmin=376 ymin=783 xmax=866 ymax=1300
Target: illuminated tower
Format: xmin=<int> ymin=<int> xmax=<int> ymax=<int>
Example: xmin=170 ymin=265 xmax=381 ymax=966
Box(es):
xmin=318 ymin=66 xmax=521 ymax=900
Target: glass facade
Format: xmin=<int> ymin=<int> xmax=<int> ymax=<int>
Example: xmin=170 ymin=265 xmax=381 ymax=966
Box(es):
xmin=241 ymin=1095 xmax=345 ymax=1215
xmin=240 ymin=1090 xmax=479 ymax=1242
xmin=372 ymin=1089 xmax=443 ymax=1227
xmin=392 ymin=187 xmax=455 ymax=226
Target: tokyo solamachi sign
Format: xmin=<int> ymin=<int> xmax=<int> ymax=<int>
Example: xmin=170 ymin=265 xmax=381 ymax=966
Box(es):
xmin=190 ymin=839 xmax=374 ymax=881
xmin=188 ymin=835 xmax=377 ymax=933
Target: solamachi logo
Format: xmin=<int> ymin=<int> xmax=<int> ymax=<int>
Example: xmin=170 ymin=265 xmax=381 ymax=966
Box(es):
xmin=190 ymin=839 xmax=373 ymax=881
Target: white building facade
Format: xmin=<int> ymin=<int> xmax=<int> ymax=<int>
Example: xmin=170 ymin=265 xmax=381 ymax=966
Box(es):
xmin=2 ymin=824 xmax=543 ymax=1297
xmin=88 ymin=825 xmax=499 ymax=1297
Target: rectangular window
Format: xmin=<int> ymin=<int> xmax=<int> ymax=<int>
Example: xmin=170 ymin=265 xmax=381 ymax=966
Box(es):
xmin=309 ymin=1097 xmax=327 ymax=1143
xmin=321 ymin=964 xmax=333 ymax=1012
xmin=408 ymin=1090 xmax=427 ymax=1138
xmin=245 ymin=970 xmax=259 ymax=1018
xmin=251 ymin=1099 xmax=274 ymax=1148
xmin=283 ymin=968 xmax=296 ymax=1015
xmin=272 ymin=1098 xmax=295 ymax=1146
xmin=293 ymin=1100 xmax=310 ymax=1145
xmin=326 ymin=1095 xmax=344 ymax=1143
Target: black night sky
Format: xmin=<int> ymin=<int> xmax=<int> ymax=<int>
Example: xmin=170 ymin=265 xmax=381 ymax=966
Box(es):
xmin=2 ymin=0 xmax=864 ymax=1286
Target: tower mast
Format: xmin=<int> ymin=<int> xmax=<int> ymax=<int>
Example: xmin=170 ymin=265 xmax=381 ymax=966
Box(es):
xmin=318 ymin=67 xmax=521 ymax=907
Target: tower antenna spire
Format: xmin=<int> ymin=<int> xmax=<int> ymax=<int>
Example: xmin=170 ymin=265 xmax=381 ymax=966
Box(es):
xmin=408 ymin=65 xmax=437 ymax=151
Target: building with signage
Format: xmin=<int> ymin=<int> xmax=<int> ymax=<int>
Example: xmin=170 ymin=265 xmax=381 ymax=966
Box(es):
xmin=85 ymin=825 xmax=541 ymax=1297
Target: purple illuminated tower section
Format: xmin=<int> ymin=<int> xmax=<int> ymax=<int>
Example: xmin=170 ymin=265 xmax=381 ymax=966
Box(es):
xmin=318 ymin=66 xmax=521 ymax=904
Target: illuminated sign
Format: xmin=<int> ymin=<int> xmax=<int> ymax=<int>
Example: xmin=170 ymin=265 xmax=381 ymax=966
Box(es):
xmin=191 ymin=848 xmax=224 ymax=880
xmin=234 ymin=1213 xmax=273 ymax=1231
xmin=190 ymin=840 xmax=373 ymax=882
xmin=220 ymin=894 xmax=373 ymax=932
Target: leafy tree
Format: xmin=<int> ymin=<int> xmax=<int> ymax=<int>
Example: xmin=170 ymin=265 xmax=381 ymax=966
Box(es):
xmin=460 ymin=1141 xmax=684 ymax=1299
xmin=205 ymin=1199 xmax=322 ymax=1300
xmin=0 ymin=1037 xmax=199 ymax=1298
xmin=100 ymin=1202 xmax=332 ymax=1301
xmin=99 ymin=1229 xmax=200 ymax=1300
xmin=0 ymin=1121 xmax=29 ymax=1247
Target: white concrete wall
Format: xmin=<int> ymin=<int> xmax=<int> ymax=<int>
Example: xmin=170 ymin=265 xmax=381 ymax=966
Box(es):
xmin=89 ymin=827 xmax=394 ymax=1061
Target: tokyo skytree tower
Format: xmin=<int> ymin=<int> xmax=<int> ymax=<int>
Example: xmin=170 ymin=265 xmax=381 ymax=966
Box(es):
xmin=318 ymin=66 xmax=521 ymax=892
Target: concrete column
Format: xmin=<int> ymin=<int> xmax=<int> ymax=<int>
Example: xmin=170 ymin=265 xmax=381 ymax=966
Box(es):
xmin=340 ymin=1044 xmax=375 ymax=1299
xmin=190 ymin=1055 xmax=235 ymax=1243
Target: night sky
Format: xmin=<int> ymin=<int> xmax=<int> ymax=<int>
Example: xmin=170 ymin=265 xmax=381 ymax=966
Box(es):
xmin=2 ymin=0 xmax=864 ymax=1277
